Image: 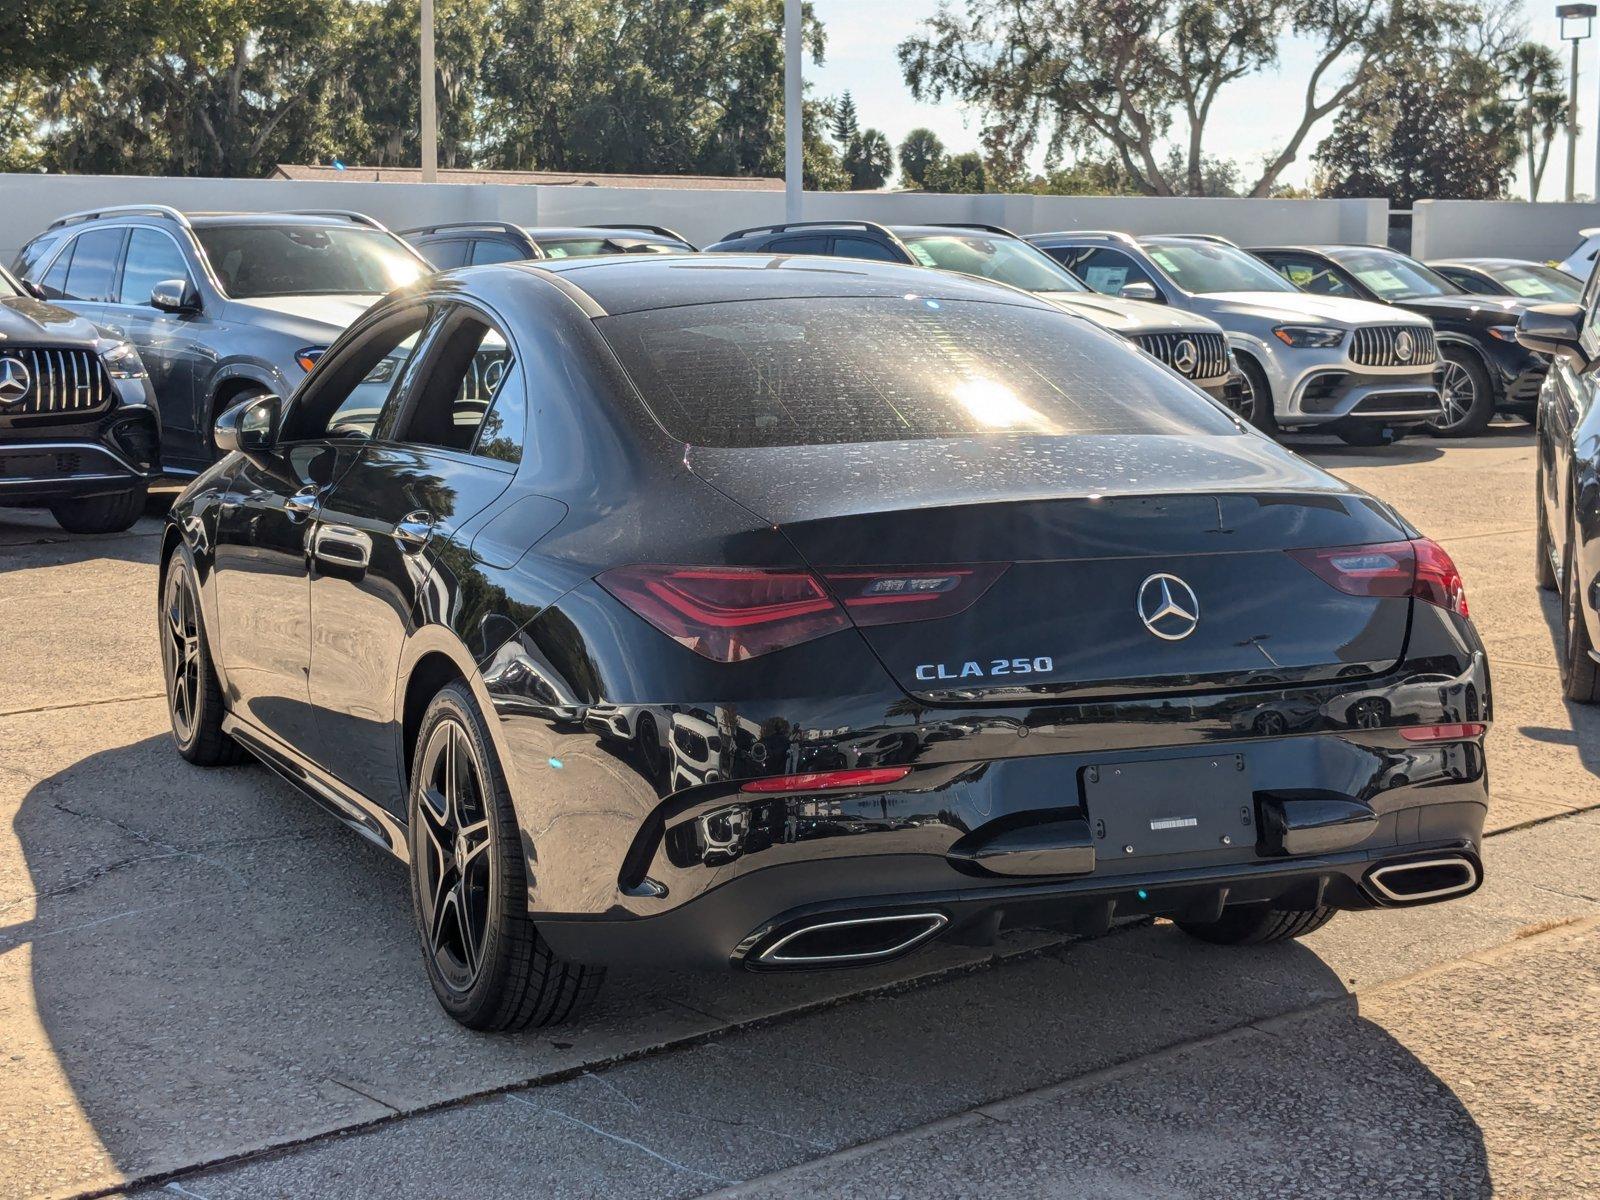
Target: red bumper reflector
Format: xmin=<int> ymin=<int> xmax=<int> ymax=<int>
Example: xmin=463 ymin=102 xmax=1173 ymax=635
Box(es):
xmin=1398 ymin=723 xmax=1486 ymax=742
xmin=740 ymin=766 xmax=912 ymax=794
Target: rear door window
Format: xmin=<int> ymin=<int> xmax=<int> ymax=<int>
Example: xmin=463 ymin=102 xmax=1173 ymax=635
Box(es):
xmin=14 ymin=233 xmax=64 ymax=281
xmin=768 ymin=235 xmax=830 ymax=254
xmin=832 ymin=236 xmax=901 ymax=262
xmin=469 ymin=239 xmax=527 ymax=265
xmin=598 ymin=295 xmax=1239 ymax=448
xmin=118 ymin=227 xmax=192 ymax=305
xmin=61 ymin=227 xmax=126 ymax=302
xmin=420 ymin=239 xmax=471 ymax=269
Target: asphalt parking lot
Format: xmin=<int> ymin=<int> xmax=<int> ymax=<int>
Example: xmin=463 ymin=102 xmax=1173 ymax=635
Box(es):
xmin=3 ymin=425 xmax=1598 ymax=1200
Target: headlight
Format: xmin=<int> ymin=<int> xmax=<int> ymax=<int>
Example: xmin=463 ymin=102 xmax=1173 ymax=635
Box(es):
xmin=101 ymin=341 xmax=147 ymax=380
xmin=296 ymin=346 xmax=329 ymax=373
xmin=1486 ymin=325 xmax=1520 ymax=342
xmin=1273 ymin=325 xmax=1346 ymax=348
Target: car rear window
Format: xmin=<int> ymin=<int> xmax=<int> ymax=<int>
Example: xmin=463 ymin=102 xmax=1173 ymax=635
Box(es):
xmin=597 ymin=296 xmax=1240 ymax=448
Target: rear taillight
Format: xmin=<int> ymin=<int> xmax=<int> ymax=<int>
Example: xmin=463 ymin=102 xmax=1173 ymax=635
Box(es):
xmin=1289 ymin=538 xmax=1467 ymax=617
xmin=1399 ymin=723 xmax=1486 ymax=742
xmin=740 ymin=767 xmax=911 ymax=793
xmin=599 ymin=562 xmax=1009 ymax=662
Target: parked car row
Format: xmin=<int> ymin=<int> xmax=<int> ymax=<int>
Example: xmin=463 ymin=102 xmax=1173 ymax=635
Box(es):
xmin=0 ymin=202 xmax=1582 ymax=535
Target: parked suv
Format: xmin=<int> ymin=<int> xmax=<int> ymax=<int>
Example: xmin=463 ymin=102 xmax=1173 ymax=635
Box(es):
xmin=1030 ymin=232 xmax=1441 ymax=446
xmin=704 ymin=222 xmax=1234 ymax=399
xmin=1428 ymin=258 xmax=1583 ymax=305
xmin=402 ymin=222 xmax=696 ymax=269
xmin=12 ymin=206 xmax=429 ymax=473
xmin=1249 ymin=244 xmax=1549 ymax=436
xmin=0 ymin=264 xmax=159 ymax=532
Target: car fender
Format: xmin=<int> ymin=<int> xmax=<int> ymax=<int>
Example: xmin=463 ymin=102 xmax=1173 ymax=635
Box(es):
xmin=202 ymin=359 xmax=293 ymax=420
xmin=393 ymin=622 xmax=522 ymax=803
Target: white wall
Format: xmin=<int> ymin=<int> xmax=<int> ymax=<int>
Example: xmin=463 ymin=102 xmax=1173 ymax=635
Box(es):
xmin=1412 ymin=199 xmax=1600 ymax=263
xmin=0 ymin=172 xmax=1387 ymax=260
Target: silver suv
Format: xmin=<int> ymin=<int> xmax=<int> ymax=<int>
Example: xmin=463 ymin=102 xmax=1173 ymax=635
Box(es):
xmin=12 ymin=206 xmax=430 ymax=474
xmin=1028 ymin=232 xmax=1442 ymax=446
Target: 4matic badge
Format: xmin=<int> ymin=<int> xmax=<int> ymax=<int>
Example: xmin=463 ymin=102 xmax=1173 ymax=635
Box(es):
xmin=915 ymin=655 xmax=1055 ymax=682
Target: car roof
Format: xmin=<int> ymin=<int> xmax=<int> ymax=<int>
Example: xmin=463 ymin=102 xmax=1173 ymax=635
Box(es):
xmin=184 ymin=213 xmax=377 ymax=228
xmin=1429 ymin=257 xmax=1544 ymax=269
xmin=500 ymin=253 xmax=1059 ymax=317
xmin=1249 ymin=243 xmax=1396 ymax=256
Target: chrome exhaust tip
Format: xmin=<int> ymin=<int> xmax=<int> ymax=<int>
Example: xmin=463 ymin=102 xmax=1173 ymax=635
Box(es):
xmin=1367 ymin=856 xmax=1480 ymax=904
xmin=755 ymin=912 xmax=949 ymax=967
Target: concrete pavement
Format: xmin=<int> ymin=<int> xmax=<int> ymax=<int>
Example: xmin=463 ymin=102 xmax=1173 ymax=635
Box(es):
xmin=3 ymin=426 xmax=1598 ymax=1199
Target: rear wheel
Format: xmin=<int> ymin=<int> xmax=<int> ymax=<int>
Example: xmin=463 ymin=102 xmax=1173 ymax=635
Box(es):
xmin=1175 ymin=903 xmax=1336 ymax=945
xmin=408 ymin=681 xmax=604 ymax=1029
xmin=50 ymin=483 xmax=147 ymax=534
xmin=1429 ymin=349 xmax=1495 ymax=437
xmin=1228 ymin=354 xmax=1278 ymax=436
xmin=1559 ymin=521 xmax=1600 ymax=703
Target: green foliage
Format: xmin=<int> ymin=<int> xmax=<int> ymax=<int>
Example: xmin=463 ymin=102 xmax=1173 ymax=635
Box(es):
xmin=830 ymin=91 xmax=859 ymax=148
xmin=921 ymin=150 xmax=986 ymax=194
xmin=896 ymin=128 xmax=944 ymax=188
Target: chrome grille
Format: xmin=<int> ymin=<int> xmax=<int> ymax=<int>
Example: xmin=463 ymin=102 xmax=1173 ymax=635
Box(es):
xmin=1135 ymin=331 xmax=1229 ymax=381
xmin=0 ymin=348 xmax=112 ymax=416
xmin=1349 ymin=325 xmax=1437 ymax=368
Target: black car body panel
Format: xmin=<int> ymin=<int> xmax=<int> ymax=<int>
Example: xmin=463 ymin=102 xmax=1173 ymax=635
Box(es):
xmin=402 ymin=222 xmax=697 ymax=269
xmin=0 ymin=271 xmax=160 ymax=508
xmin=1251 ymin=244 xmax=1548 ymax=415
xmin=165 ymin=254 xmax=1491 ymax=976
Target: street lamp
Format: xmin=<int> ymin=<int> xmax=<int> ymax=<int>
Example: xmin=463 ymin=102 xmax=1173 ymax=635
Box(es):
xmin=784 ymin=0 xmax=802 ymax=221
xmin=420 ymin=0 xmax=438 ymax=183
xmin=1559 ymin=3 xmax=1596 ymax=201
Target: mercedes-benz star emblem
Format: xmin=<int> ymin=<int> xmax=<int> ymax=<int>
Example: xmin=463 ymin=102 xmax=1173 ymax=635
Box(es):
xmin=1137 ymin=573 xmax=1200 ymax=641
xmin=1394 ymin=330 xmax=1414 ymax=363
xmin=1172 ymin=338 xmax=1199 ymax=376
xmin=0 ymin=356 xmax=30 ymax=405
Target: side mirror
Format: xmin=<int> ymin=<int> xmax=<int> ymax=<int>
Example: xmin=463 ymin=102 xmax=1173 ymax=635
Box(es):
xmin=214 ymin=393 xmax=281 ymax=457
xmin=22 ymin=279 xmax=46 ymax=301
xmin=150 ymin=278 xmax=201 ymax=314
xmin=1516 ymin=303 xmax=1589 ymax=370
xmin=1120 ymin=280 xmax=1162 ymax=303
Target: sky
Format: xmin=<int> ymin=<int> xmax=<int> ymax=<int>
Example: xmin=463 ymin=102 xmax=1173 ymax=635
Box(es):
xmin=808 ymin=0 xmax=1600 ymax=200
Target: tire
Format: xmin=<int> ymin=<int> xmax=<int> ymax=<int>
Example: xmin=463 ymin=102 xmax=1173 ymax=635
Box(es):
xmin=50 ymin=483 xmax=148 ymax=534
xmin=1429 ymin=348 xmax=1495 ymax=438
xmin=1559 ymin=521 xmax=1600 ymax=703
xmin=1536 ymin=461 xmax=1558 ymax=592
xmin=408 ymin=681 xmax=604 ymax=1029
xmin=1335 ymin=425 xmax=1402 ymax=448
xmin=160 ymin=549 xmax=248 ymax=766
xmin=1175 ymin=903 xmax=1337 ymax=946
xmin=1229 ymin=354 xmax=1278 ymax=436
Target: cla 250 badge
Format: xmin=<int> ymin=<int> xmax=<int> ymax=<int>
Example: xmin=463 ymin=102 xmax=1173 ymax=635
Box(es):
xmin=915 ymin=656 xmax=1054 ymax=682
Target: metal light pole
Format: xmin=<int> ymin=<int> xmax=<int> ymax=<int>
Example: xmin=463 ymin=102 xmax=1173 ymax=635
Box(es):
xmin=784 ymin=0 xmax=802 ymax=222
xmin=420 ymin=0 xmax=439 ymax=183
xmin=1559 ymin=4 xmax=1596 ymax=201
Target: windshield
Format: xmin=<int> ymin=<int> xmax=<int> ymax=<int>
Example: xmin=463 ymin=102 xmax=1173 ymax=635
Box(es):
xmin=538 ymin=237 xmax=682 ymax=259
xmin=196 ymin=225 xmax=426 ymax=298
xmin=597 ymin=296 xmax=1239 ymax=449
xmin=1335 ymin=250 xmax=1458 ymax=301
xmin=1143 ymin=241 xmax=1298 ymax=294
xmin=901 ymin=234 xmax=1089 ymax=294
xmin=1486 ymin=262 xmax=1582 ymax=303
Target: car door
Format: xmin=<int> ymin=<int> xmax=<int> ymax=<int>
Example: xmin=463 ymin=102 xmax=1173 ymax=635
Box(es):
xmin=307 ymin=300 xmax=524 ymax=813
xmin=213 ymin=303 xmax=433 ymax=759
xmin=109 ymin=225 xmax=208 ymax=465
xmin=1546 ymin=270 xmax=1600 ymax=572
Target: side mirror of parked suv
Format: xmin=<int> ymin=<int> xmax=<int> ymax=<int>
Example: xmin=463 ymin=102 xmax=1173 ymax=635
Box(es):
xmin=1120 ymin=280 xmax=1161 ymax=303
xmin=1516 ymin=303 xmax=1589 ymax=371
xmin=150 ymin=278 xmax=202 ymax=315
xmin=214 ymin=393 xmax=280 ymax=456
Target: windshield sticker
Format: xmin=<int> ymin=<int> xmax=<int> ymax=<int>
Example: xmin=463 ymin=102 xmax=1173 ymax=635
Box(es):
xmin=906 ymin=244 xmax=938 ymax=268
xmin=1505 ymin=277 xmax=1556 ymax=298
xmin=1084 ymin=265 xmax=1129 ymax=292
xmin=1355 ymin=268 xmax=1407 ymax=293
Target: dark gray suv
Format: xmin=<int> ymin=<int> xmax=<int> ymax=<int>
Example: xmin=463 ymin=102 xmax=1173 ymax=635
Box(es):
xmin=13 ymin=206 xmax=430 ymax=473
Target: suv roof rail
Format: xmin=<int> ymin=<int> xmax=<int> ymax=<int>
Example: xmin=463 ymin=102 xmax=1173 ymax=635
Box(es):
xmin=1025 ymin=229 xmax=1141 ymax=248
xmin=925 ymin=222 xmax=1021 ymax=238
xmin=399 ymin=219 xmax=531 ymax=239
xmin=48 ymin=203 xmax=192 ymax=232
xmin=720 ymin=219 xmax=895 ymax=241
xmin=591 ymin=223 xmax=695 ymax=245
xmin=288 ymin=209 xmax=388 ymax=230
xmin=1164 ymin=232 xmax=1239 ymax=247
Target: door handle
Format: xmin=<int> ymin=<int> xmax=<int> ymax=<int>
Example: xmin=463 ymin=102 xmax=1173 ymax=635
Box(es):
xmin=284 ymin=486 xmax=322 ymax=521
xmin=394 ymin=510 xmax=436 ymax=552
xmin=311 ymin=523 xmax=372 ymax=570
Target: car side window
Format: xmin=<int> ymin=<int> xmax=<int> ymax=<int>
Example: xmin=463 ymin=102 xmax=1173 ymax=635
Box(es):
xmin=60 ymin=227 xmax=126 ymax=302
xmin=421 ymin=239 xmax=471 ymax=270
xmin=832 ymin=236 xmax=901 ymax=263
xmin=283 ymin=307 xmax=433 ymax=443
xmin=768 ymin=235 xmax=829 ymax=254
xmin=1440 ymin=269 xmax=1492 ymax=296
xmin=39 ymin=239 xmax=75 ymax=299
xmin=1265 ymin=254 xmax=1358 ymax=297
xmin=392 ymin=306 xmax=522 ymax=461
xmin=118 ymin=228 xmax=192 ymax=306
xmin=469 ymin=238 xmax=527 ymax=265
xmin=1070 ymin=248 xmax=1154 ymax=296
xmin=14 ymin=233 xmax=63 ymax=281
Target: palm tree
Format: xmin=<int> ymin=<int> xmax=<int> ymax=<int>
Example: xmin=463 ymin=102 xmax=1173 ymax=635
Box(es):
xmin=1505 ymin=42 xmax=1566 ymax=201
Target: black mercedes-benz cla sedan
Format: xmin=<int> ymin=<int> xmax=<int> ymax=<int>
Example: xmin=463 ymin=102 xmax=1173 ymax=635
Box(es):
xmin=161 ymin=254 xmax=1491 ymax=1029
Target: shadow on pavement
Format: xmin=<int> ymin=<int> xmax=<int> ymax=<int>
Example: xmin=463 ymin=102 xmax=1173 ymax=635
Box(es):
xmin=6 ymin=733 xmax=1494 ymax=1198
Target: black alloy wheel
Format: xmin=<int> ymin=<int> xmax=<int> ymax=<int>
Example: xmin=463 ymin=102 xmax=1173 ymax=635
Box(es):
xmin=1429 ymin=349 xmax=1494 ymax=437
xmin=161 ymin=552 xmax=246 ymax=765
xmin=1560 ymin=521 xmax=1600 ymax=704
xmin=408 ymin=682 xmax=604 ymax=1028
xmin=1535 ymin=459 xmax=1558 ymax=592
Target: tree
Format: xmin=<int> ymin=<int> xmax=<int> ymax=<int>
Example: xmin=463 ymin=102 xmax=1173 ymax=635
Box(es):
xmin=898 ymin=0 xmax=1478 ymax=198
xmin=896 ymin=127 xmax=944 ymax=188
xmin=843 ymin=128 xmax=892 ymax=189
xmin=922 ymin=150 xmax=986 ymax=193
xmin=830 ymin=90 xmax=859 ymax=148
xmin=1504 ymin=41 xmax=1566 ymax=201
